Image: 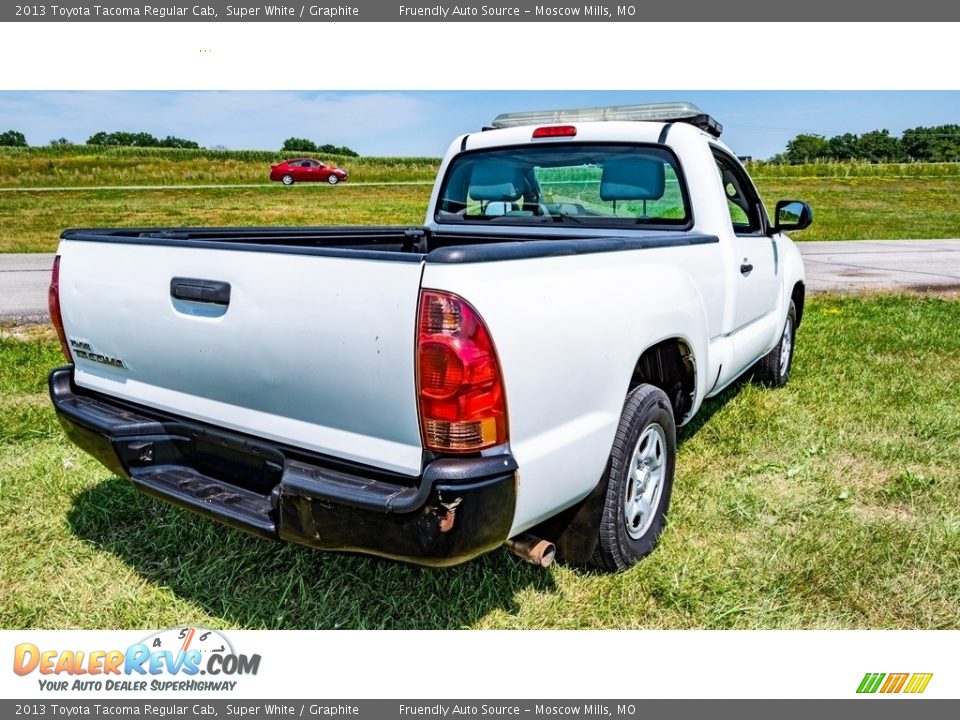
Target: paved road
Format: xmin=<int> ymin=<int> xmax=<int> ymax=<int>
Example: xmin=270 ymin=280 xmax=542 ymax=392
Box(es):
xmin=800 ymin=239 xmax=960 ymax=293
xmin=3 ymin=239 xmax=959 ymax=324
xmin=0 ymin=253 xmax=54 ymax=324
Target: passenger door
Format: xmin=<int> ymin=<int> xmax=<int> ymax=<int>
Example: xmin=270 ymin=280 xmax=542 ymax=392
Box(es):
xmin=713 ymin=150 xmax=779 ymax=332
xmin=290 ymin=161 xmax=309 ymax=181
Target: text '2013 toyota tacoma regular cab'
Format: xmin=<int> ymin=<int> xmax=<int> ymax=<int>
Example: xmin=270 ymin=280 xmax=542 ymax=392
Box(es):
xmin=48 ymin=103 xmax=811 ymax=571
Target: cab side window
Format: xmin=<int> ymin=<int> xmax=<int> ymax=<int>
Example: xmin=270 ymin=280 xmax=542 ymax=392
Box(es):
xmin=713 ymin=152 xmax=762 ymax=235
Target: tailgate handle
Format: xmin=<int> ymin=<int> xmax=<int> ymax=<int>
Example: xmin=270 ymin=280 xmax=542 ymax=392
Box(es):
xmin=170 ymin=277 xmax=231 ymax=305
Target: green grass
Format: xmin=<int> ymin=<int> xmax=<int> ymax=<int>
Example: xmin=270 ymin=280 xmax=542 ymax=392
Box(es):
xmin=748 ymin=160 xmax=960 ymax=178
xmin=2 ymin=177 xmax=958 ymax=252
xmin=756 ymin=177 xmax=960 ymax=241
xmin=0 ymin=146 xmax=440 ymax=187
xmin=1 ymin=149 xmax=958 ymax=252
xmin=0 ymin=186 xmax=430 ymax=253
xmin=2 ymin=294 xmax=959 ymax=629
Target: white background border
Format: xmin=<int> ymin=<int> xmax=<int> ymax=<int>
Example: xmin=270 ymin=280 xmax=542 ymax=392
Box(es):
xmin=1 ymin=22 xmax=958 ymax=90
xmin=1 ymin=18 xmax=957 ymax=702
xmin=4 ymin=629 xmax=958 ymax=698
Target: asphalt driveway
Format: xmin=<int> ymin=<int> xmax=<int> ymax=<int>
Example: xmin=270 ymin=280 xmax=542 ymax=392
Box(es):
xmin=799 ymin=239 xmax=960 ymax=293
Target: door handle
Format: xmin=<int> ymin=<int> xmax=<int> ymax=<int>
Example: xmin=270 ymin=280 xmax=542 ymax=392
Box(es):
xmin=740 ymin=262 xmax=754 ymax=275
xmin=170 ymin=277 xmax=231 ymax=304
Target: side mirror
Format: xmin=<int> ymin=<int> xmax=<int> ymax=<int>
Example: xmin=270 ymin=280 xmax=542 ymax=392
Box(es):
xmin=773 ymin=200 xmax=813 ymax=233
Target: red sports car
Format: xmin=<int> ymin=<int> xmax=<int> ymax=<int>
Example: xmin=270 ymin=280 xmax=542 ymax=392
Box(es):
xmin=269 ymin=158 xmax=348 ymax=185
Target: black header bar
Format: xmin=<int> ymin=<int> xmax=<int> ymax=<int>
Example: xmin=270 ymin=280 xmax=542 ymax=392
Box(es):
xmin=5 ymin=0 xmax=958 ymax=21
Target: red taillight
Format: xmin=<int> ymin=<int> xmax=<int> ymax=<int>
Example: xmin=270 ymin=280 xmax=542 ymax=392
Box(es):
xmin=532 ymin=125 xmax=577 ymax=138
xmin=48 ymin=255 xmax=72 ymax=362
xmin=417 ymin=290 xmax=507 ymax=452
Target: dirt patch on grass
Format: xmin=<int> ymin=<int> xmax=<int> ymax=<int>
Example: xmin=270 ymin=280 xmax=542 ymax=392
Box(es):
xmin=0 ymin=324 xmax=57 ymax=341
xmin=809 ymin=284 xmax=960 ymax=299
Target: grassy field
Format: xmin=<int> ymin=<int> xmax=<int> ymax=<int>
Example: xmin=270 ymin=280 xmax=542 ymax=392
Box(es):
xmin=0 ymin=146 xmax=440 ymax=187
xmin=0 ymin=186 xmax=430 ymax=253
xmin=2 ymin=293 xmax=958 ymax=630
xmin=747 ymin=160 xmax=960 ymax=178
xmin=2 ymin=178 xmax=958 ymax=253
xmin=1 ymin=149 xmax=959 ymax=251
xmin=755 ymin=177 xmax=960 ymax=242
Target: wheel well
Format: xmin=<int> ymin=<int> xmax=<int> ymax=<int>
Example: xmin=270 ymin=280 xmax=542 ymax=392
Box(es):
xmin=538 ymin=338 xmax=696 ymax=564
xmin=629 ymin=339 xmax=696 ymax=421
xmin=792 ymin=281 xmax=806 ymax=327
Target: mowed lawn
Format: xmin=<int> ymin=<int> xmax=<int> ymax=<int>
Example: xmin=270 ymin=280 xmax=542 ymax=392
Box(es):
xmin=1 ymin=175 xmax=959 ymax=252
xmin=0 ymin=185 xmax=431 ymax=253
xmin=757 ymin=176 xmax=960 ymax=241
xmin=2 ymin=294 xmax=958 ymax=629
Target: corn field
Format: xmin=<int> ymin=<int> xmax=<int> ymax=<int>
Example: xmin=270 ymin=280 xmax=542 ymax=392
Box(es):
xmin=0 ymin=146 xmax=441 ymax=186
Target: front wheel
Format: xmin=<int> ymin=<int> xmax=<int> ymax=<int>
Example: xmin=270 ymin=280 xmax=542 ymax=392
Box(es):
xmin=591 ymin=384 xmax=676 ymax=572
xmin=752 ymin=299 xmax=797 ymax=388
xmin=327 ymin=174 xmax=339 ymax=185
xmin=281 ymin=174 xmax=294 ymax=186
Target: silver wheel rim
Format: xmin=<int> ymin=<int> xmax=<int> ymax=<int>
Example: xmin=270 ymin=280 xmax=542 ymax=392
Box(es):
xmin=283 ymin=175 xmax=293 ymax=185
xmin=624 ymin=423 xmax=667 ymax=540
xmin=779 ymin=317 xmax=793 ymax=377
xmin=328 ymin=175 xmax=338 ymax=184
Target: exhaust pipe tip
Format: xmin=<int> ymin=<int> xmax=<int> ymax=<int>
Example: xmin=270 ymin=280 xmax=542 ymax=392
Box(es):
xmin=505 ymin=534 xmax=556 ymax=568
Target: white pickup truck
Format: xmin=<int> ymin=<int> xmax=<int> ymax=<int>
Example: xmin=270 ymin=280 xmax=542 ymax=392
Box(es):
xmin=48 ymin=103 xmax=811 ymax=571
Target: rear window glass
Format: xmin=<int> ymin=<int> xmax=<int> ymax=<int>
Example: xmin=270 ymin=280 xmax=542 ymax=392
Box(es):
xmin=436 ymin=143 xmax=690 ymax=228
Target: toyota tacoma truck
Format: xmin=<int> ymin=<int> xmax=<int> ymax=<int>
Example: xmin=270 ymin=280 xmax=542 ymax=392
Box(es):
xmin=48 ymin=102 xmax=811 ymax=571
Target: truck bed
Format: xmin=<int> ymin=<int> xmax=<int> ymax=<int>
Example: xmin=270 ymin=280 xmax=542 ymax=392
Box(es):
xmin=61 ymin=226 xmax=429 ymax=260
xmin=55 ymin=224 xmax=718 ymax=478
xmin=61 ymin=225 xmax=719 ymax=263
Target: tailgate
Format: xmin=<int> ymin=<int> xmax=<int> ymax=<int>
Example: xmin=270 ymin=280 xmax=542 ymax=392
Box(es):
xmin=56 ymin=239 xmax=425 ymax=475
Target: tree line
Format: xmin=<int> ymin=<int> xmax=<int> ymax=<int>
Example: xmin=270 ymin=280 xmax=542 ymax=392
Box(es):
xmin=0 ymin=129 xmax=201 ymax=148
xmin=773 ymin=125 xmax=960 ymax=164
xmin=6 ymin=125 xmax=956 ymax=163
xmin=85 ymin=131 xmax=200 ymax=148
xmin=0 ymin=129 xmax=359 ymax=157
xmin=280 ymin=137 xmax=359 ymax=157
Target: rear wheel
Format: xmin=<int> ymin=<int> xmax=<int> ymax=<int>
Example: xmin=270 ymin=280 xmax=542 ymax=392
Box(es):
xmin=752 ymin=300 xmax=797 ymax=387
xmin=591 ymin=384 xmax=676 ymax=572
xmin=281 ymin=174 xmax=294 ymax=186
xmin=327 ymin=174 xmax=339 ymax=185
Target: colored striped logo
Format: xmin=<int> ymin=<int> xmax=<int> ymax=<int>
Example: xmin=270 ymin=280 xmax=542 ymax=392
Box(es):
xmin=857 ymin=672 xmax=933 ymax=694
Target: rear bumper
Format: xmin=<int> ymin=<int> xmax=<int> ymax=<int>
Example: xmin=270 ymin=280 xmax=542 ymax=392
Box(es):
xmin=49 ymin=367 xmax=517 ymax=567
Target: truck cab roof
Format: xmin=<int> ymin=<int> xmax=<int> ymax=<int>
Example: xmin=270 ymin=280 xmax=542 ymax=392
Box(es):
xmin=462 ymin=118 xmax=730 ymax=153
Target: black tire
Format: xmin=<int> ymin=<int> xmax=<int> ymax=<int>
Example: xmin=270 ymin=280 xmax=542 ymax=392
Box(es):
xmin=752 ymin=300 xmax=797 ymax=388
xmin=282 ymin=174 xmax=294 ymax=185
xmin=327 ymin=174 xmax=339 ymax=185
xmin=591 ymin=384 xmax=676 ymax=572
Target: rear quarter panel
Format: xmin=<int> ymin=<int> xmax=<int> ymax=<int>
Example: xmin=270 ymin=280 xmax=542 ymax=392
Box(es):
xmin=422 ymin=243 xmax=723 ymax=534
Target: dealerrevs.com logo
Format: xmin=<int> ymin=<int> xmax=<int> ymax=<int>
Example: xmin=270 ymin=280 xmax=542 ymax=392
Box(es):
xmin=13 ymin=627 xmax=261 ymax=692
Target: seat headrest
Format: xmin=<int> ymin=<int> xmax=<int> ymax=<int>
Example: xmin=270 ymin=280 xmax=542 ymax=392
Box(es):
xmin=600 ymin=157 xmax=665 ymax=201
xmin=468 ymin=161 xmax=525 ymax=202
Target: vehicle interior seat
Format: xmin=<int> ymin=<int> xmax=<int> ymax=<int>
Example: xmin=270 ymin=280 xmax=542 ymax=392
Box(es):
xmin=599 ymin=157 xmax=666 ymax=213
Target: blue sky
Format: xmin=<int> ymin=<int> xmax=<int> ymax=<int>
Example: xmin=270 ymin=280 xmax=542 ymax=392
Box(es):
xmin=1 ymin=91 xmax=958 ymax=159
